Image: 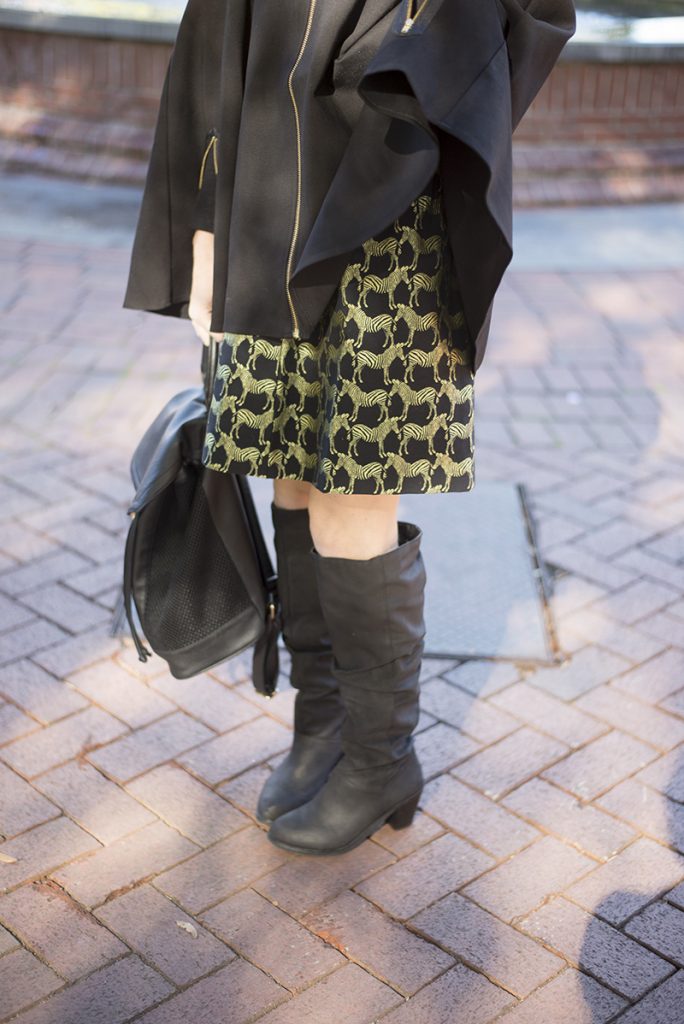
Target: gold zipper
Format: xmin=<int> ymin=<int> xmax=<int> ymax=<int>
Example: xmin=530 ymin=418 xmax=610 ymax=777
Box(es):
xmin=401 ymin=0 xmax=430 ymax=32
xmin=198 ymin=130 xmax=219 ymax=190
xmin=285 ymin=0 xmax=317 ymax=340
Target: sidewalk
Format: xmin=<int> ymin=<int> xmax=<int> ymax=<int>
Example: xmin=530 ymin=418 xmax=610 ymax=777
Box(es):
xmin=0 ymin=175 xmax=683 ymax=1024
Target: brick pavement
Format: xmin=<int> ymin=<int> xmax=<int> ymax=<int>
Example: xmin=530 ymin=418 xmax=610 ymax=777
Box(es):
xmin=0 ymin=228 xmax=683 ymax=1023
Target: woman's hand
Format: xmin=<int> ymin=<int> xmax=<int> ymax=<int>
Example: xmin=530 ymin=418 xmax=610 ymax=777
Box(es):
xmin=189 ymin=229 xmax=217 ymax=346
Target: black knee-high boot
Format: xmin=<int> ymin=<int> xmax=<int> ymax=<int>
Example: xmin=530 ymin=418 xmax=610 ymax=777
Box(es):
xmin=266 ymin=521 xmax=425 ymax=854
xmin=256 ymin=504 xmax=345 ymax=824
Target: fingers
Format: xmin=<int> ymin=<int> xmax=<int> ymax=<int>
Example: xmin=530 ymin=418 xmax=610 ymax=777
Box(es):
xmin=191 ymin=318 xmax=211 ymax=346
xmin=191 ymin=318 xmax=224 ymax=348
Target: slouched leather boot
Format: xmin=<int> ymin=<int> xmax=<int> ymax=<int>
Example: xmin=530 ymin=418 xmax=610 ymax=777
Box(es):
xmin=266 ymin=521 xmax=426 ymax=855
xmin=256 ymin=503 xmax=344 ymax=824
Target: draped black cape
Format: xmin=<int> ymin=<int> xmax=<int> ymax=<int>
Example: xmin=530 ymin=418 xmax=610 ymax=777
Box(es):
xmin=123 ymin=0 xmax=575 ymax=373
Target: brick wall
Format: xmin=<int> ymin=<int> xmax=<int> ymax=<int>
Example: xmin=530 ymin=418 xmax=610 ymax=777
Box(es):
xmin=0 ymin=27 xmax=170 ymax=121
xmin=1 ymin=25 xmax=683 ymax=203
xmin=518 ymin=60 xmax=684 ymax=145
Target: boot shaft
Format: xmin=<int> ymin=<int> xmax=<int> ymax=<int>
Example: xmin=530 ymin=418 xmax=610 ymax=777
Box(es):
xmin=312 ymin=522 xmax=426 ymax=775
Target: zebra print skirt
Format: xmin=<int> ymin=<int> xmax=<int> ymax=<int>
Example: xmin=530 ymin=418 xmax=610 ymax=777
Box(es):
xmin=201 ymin=171 xmax=475 ymax=494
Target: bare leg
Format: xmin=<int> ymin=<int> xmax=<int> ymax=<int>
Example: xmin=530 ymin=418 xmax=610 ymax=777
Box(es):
xmin=273 ymin=478 xmax=313 ymax=511
xmin=273 ymin=481 xmax=399 ymax=559
xmin=308 ymin=489 xmax=400 ymax=560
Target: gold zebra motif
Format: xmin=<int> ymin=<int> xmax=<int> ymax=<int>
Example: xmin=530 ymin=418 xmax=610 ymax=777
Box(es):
xmin=322 ymin=455 xmax=384 ymax=493
xmin=410 ymin=193 xmax=438 ymax=228
xmin=446 ymin=383 xmax=475 ymax=409
xmin=432 ymin=451 xmax=474 ymax=487
xmin=384 ymin=452 xmax=434 ymax=490
xmin=348 ymin=415 xmax=402 ymax=458
xmin=285 ymin=442 xmax=319 ymax=469
xmin=389 ymin=379 xmax=441 ymax=416
xmin=218 ymin=435 xmax=263 ymax=469
xmin=229 ymin=362 xmax=278 ymax=396
xmin=268 ymin=449 xmax=286 ymax=468
xmin=395 ymin=305 xmax=442 ymax=345
xmin=234 ymin=406 xmax=274 ymax=442
xmin=202 ymin=176 xmax=475 ymax=496
xmin=408 ymin=268 xmax=442 ymax=305
xmin=448 ymin=419 xmax=475 ymax=441
xmin=293 ymin=340 xmax=319 ymax=363
xmin=398 ymin=228 xmax=442 ymax=270
xmin=338 ymin=380 xmax=389 ymax=410
xmin=354 ymin=340 xmax=407 ymax=386
xmin=328 ymin=411 xmax=352 ymax=454
xmin=360 ymin=237 xmax=401 ymax=273
xmin=289 ymin=374 xmax=322 ymax=410
xmin=358 ymin=267 xmax=409 ymax=311
xmin=346 ymin=307 xmax=395 ymax=345
xmin=245 ymin=336 xmax=284 ymax=369
xmin=399 ymin=414 xmax=450 ymax=455
xmin=406 ymin=342 xmax=448 ymax=381
xmin=339 ymin=262 xmax=364 ymax=303
xmin=296 ymin=411 xmax=322 ymax=434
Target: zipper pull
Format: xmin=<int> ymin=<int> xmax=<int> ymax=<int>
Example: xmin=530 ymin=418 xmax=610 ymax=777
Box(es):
xmin=198 ymin=130 xmax=219 ymax=190
xmin=401 ymin=17 xmax=414 ymax=32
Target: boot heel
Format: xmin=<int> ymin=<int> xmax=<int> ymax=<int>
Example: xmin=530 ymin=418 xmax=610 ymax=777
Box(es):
xmin=387 ymin=791 xmax=421 ymax=830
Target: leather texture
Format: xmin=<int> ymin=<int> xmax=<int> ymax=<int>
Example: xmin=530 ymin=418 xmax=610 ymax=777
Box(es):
xmin=267 ymin=521 xmax=426 ymax=855
xmin=256 ymin=504 xmax=344 ymax=824
xmin=123 ymin=342 xmax=280 ymax=689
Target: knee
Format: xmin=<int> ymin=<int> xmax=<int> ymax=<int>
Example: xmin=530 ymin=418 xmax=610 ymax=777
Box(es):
xmin=308 ymin=490 xmax=400 ymax=560
xmin=273 ymin=478 xmax=313 ymax=510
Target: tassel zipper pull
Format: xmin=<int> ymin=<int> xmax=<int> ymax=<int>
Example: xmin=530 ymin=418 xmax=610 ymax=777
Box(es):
xmin=401 ymin=0 xmax=430 ymax=33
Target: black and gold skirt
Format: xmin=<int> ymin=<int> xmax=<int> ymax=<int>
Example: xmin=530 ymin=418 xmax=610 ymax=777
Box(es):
xmin=202 ymin=172 xmax=475 ymax=494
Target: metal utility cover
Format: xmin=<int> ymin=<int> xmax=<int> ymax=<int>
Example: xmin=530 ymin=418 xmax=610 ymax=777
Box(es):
xmin=250 ymin=478 xmax=555 ymax=664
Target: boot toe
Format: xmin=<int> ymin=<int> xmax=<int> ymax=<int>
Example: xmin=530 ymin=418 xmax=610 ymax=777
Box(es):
xmin=256 ymin=735 xmax=344 ymax=825
xmin=266 ymin=799 xmax=334 ymax=854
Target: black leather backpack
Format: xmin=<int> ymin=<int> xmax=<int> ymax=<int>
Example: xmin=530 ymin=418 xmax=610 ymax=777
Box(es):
xmin=121 ymin=338 xmax=280 ymax=695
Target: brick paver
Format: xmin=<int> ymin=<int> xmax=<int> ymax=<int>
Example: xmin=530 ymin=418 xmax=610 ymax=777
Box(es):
xmin=615 ymin=971 xmax=684 ymax=1024
xmin=0 ymin=658 xmax=88 ymax=723
xmin=0 ymin=761 xmax=60 ymax=837
xmin=462 ymin=834 xmax=596 ymax=922
xmin=33 ymin=758 xmax=157 ymax=844
xmin=495 ymin=968 xmax=626 ymax=1024
xmin=520 ymin=896 xmax=675 ymax=1000
xmin=380 ymin=962 xmax=515 ymax=1024
xmin=253 ymin=962 xmax=400 ymax=1024
xmin=502 ymin=777 xmax=636 ymax=860
xmin=0 ymin=704 xmax=128 ymax=778
xmin=201 ymin=888 xmax=344 ymax=992
xmin=542 ymin=729 xmax=658 ymax=800
xmin=51 ymin=820 xmax=197 ymax=909
xmin=153 ymin=825 xmax=289 ymax=915
xmin=0 ymin=880 xmax=128 ymax=981
xmin=354 ymin=832 xmax=493 ymax=919
xmin=453 ymin=726 xmax=568 ymax=800
xmin=420 ymin=773 xmax=540 ymax=858
xmin=93 ymin=883 xmax=235 ymax=986
xmin=411 ymin=892 xmax=564 ymax=998
xmin=0 ymin=947 xmax=64 ymax=1020
xmin=0 ymin=223 xmax=683 ymax=1021
xmin=624 ymin=901 xmax=684 ymax=965
xmin=252 ymin=841 xmax=394 ymax=918
xmin=564 ymin=837 xmax=684 ymax=924
xmin=302 ymin=889 xmax=454 ymax=996
xmin=5 ymin=954 xmax=173 ymax=1024
xmin=124 ymin=763 xmax=250 ymax=846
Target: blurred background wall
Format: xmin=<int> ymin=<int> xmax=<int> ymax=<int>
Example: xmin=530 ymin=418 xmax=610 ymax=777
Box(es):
xmin=0 ymin=0 xmax=683 ymax=206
